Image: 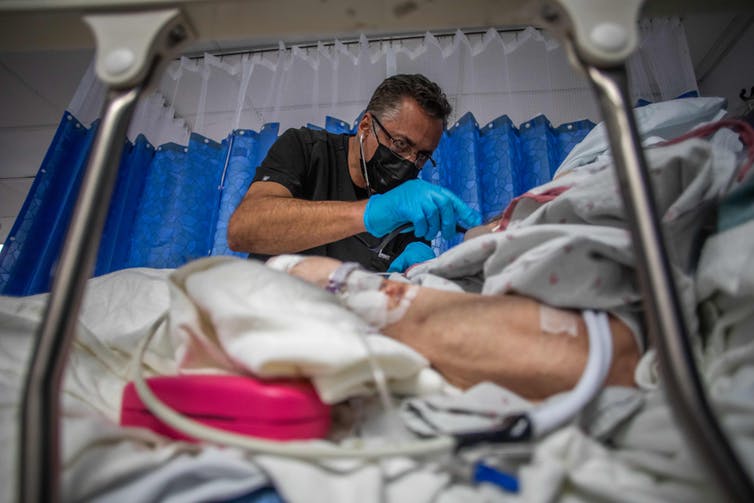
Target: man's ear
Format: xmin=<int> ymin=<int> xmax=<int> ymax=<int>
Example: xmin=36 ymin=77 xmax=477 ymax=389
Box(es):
xmin=357 ymin=113 xmax=371 ymax=138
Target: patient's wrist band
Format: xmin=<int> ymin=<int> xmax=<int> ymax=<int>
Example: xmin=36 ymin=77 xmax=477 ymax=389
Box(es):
xmin=326 ymin=262 xmax=362 ymax=294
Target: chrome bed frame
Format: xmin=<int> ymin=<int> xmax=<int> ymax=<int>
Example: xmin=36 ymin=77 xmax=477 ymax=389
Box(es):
xmin=0 ymin=1 xmax=752 ymax=501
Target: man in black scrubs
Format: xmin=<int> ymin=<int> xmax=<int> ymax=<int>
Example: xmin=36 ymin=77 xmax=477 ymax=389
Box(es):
xmin=227 ymin=74 xmax=481 ymax=272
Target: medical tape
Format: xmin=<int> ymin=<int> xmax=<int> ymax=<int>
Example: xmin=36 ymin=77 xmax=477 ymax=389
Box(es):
xmin=340 ymin=269 xmax=418 ymax=328
xmin=265 ymin=254 xmax=308 ymax=273
xmin=539 ymin=304 xmax=579 ymax=337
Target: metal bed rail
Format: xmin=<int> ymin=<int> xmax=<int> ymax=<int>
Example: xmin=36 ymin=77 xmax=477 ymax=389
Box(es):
xmin=0 ymin=1 xmax=751 ymax=502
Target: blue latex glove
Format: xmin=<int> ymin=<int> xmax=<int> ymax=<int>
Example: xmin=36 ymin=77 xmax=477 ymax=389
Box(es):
xmin=388 ymin=241 xmax=436 ymax=273
xmin=364 ymin=179 xmax=482 ymax=240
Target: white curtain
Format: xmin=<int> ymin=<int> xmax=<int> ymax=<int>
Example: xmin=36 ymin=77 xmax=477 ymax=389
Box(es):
xmin=69 ymin=18 xmax=697 ymax=145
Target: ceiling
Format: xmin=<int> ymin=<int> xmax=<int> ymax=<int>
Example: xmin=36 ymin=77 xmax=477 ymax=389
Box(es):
xmin=0 ymin=12 xmax=749 ymax=133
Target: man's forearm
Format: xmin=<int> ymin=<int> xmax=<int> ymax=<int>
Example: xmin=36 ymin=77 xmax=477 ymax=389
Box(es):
xmin=228 ymin=195 xmax=368 ymax=254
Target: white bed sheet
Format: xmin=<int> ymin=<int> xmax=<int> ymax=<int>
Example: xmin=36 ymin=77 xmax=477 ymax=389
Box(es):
xmin=2 ymin=217 xmax=752 ymax=503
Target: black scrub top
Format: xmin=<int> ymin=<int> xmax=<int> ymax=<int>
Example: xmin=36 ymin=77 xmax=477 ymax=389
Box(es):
xmin=248 ymin=127 xmax=422 ymax=272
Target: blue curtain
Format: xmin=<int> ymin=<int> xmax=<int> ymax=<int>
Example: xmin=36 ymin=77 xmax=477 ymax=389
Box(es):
xmin=0 ymin=114 xmax=97 ymax=296
xmin=422 ymin=112 xmax=594 ymax=253
xmin=0 ymin=111 xmax=592 ymax=296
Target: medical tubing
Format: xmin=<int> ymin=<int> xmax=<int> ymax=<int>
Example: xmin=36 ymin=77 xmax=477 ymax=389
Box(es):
xmin=324 ymin=261 xmax=402 ymax=423
xmin=598 ymin=312 xmax=614 ymax=378
xmin=472 ymin=461 xmax=520 ymax=493
xmin=132 ymin=318 xmax=454 ymax=459
xmin=352 ymin=328 xmax=409 ymax=438
xmin=529 ymin=310 xmax=613 ymax=437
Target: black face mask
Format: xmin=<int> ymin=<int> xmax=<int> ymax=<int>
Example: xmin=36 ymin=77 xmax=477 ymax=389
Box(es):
xmin=359 ymin=137 xmax=420 ymax=194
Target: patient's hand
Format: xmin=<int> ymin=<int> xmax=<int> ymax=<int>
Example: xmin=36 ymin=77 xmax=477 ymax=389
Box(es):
xmin=287 ymin=256 xmax=342 ymax=289
xmin=463 ymin=218 xmax=501 ymax=241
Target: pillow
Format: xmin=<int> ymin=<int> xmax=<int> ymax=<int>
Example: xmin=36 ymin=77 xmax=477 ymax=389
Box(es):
xmin=553 ymin=96 xmax=727 ymax=178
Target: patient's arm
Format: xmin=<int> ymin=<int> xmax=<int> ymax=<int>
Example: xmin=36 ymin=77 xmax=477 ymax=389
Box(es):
xmin=285 ymin=257 xmax=640 ymax=400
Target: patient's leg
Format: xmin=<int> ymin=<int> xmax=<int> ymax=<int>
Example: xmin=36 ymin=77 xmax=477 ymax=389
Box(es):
xmin=283 ymin=256 xmax=640 ymax=400
xmin=390 ymin=289 xmax=639 ymax=399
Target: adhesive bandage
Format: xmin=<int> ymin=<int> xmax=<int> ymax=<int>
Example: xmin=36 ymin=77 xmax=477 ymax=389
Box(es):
xmin=339 ymin=269 xmax=418 ymax=328
xmin=539 ymin=304 xmax=580 ymax=337
xmin=265 ymin=254 xmax=308 ymax=273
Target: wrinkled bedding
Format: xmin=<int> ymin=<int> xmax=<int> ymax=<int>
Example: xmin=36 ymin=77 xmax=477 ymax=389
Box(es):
xmin=406 ymin=131 xmax=754 ymax=501
xmin=2 ymin=101 xmax=753 ymax=502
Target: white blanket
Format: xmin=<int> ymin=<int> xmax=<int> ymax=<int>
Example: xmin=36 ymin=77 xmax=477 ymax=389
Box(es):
xmin=167 ymin=256 xmax=450 ymax=403
xmin=0 ymin=265 xmax=462 ymax=503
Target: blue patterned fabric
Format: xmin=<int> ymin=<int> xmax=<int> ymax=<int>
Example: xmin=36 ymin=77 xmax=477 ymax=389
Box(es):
xmin=477 ymin=115 xmax=521 ymax=223
xmin=95 ymin=134 xmax=154 ymax=276
xmin=421 ymin=113 xmax=593 ymax=254
xmin=325 ymin=115 xmax=360 ymax=134
xmin=0 ymin=113 xmax=97 ymax=295
xmin=553 ymin=119 xmax=597 ymax=167
xmin=211 ymin=124 xmax=280 ymax=257
xmin=126 ymin=134 xmax=226 ymax=269
xmin=518 ymin=115 xmax=561 ymax=189
xmin=431 ymin=113 xmax=482 ymax=251
xmin=0 ymin=111 xmax=593 ymax=295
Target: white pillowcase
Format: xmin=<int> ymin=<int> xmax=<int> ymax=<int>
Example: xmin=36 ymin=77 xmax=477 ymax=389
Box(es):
xmin=553 ymin=96 xmax=727 ymax=178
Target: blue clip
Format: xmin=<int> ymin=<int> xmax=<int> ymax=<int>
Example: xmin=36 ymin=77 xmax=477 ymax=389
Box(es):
xmin=472 ymin=462 xmax=519 ymax=493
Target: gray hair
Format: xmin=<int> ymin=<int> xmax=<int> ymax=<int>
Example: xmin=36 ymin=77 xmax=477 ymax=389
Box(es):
xmin=366 ymin=74 xmax=452 ymax=126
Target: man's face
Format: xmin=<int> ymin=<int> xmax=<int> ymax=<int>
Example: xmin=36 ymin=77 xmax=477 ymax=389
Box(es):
xmin=364 ymin=97 xmax=444 ymax=167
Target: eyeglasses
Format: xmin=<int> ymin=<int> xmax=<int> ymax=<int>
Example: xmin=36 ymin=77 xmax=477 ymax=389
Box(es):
xmin=370 ymin=113 xmax=437 ymax=168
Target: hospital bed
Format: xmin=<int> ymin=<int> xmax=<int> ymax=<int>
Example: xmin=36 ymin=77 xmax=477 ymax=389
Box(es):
xmin=0 ymin=1 xmax=752 ymax=502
